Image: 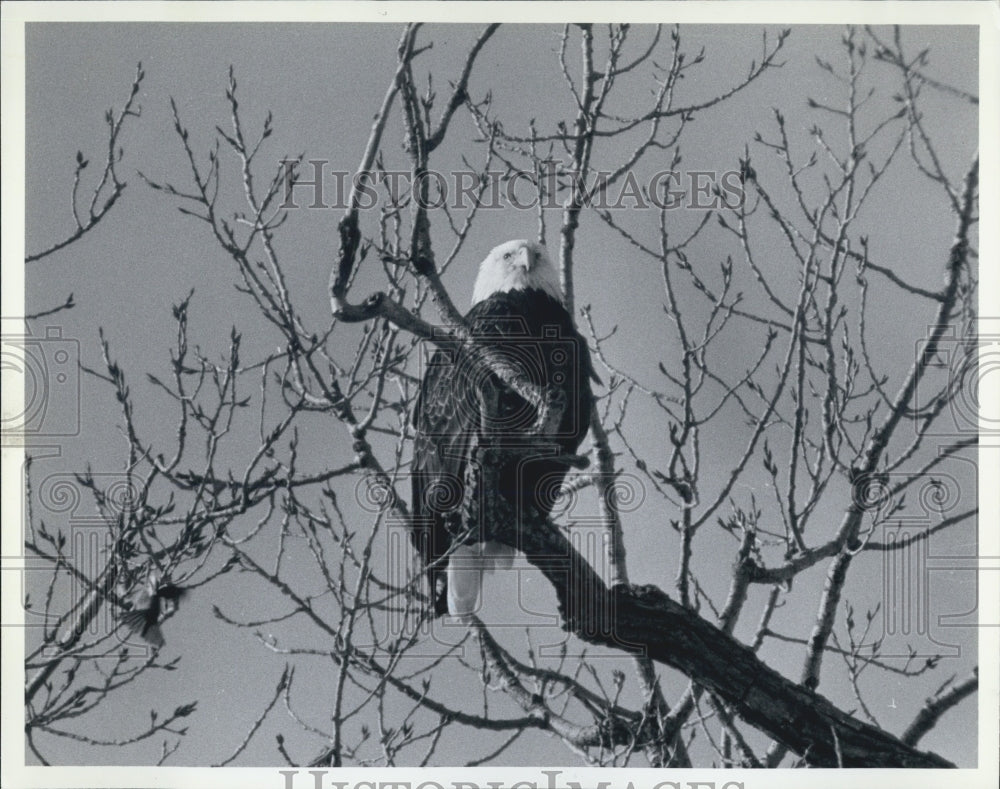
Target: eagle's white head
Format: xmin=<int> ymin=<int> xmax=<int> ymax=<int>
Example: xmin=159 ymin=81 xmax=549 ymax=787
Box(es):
xmin=471 ymin=239 xmax=563 ymax=306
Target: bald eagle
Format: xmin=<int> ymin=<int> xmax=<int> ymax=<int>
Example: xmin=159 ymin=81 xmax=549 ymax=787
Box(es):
xmin=411 ymin=240 xmax=594 ymax=618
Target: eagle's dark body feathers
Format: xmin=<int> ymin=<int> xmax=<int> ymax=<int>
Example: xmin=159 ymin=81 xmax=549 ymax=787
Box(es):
xmin=411 ymin=286 xmax=593 ymax=617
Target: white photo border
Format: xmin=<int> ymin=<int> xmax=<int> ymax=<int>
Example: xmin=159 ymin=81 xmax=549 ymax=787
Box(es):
xmin=2 ymin=3 xmax=997 ymax=788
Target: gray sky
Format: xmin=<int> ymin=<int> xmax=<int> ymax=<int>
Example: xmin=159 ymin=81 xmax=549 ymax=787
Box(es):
xmin=21 ymin=20 xmax=980 ymax=769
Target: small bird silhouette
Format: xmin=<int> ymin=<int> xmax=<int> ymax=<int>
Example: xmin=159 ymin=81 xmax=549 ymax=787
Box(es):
xmin=120 ymin=574 xmax=186 ymax=648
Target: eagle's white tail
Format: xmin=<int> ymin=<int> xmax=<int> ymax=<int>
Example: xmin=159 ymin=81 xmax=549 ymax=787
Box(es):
xmin=447 ymin=541 xmax=515 ymax=619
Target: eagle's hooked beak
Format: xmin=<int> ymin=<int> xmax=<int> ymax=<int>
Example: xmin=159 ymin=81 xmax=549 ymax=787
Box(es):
xmin=512 ymin=245 xmax=533 ymax=272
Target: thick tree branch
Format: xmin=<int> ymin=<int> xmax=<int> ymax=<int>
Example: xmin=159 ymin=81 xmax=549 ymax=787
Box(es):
xmin=479 ymin=484 xmax=954 ymax=768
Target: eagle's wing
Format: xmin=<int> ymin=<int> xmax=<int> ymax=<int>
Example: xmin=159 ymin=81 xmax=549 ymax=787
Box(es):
xmin=410 ymin=340 xmax=476 ymax=615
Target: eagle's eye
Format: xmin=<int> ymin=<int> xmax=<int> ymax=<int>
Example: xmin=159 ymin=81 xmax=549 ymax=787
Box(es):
xmin=503 ymin=251 xmax=512 ymax=261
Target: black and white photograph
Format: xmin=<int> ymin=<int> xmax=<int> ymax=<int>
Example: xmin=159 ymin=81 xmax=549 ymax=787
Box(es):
xmin=2 ymin=2 xmax=997 ymax=788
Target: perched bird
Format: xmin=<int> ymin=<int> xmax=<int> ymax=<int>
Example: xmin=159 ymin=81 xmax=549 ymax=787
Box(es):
xmin=120 ymin=574 xmax=186 ymax=648
xmin=411 ymin=239 xmax=593 ymax=619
